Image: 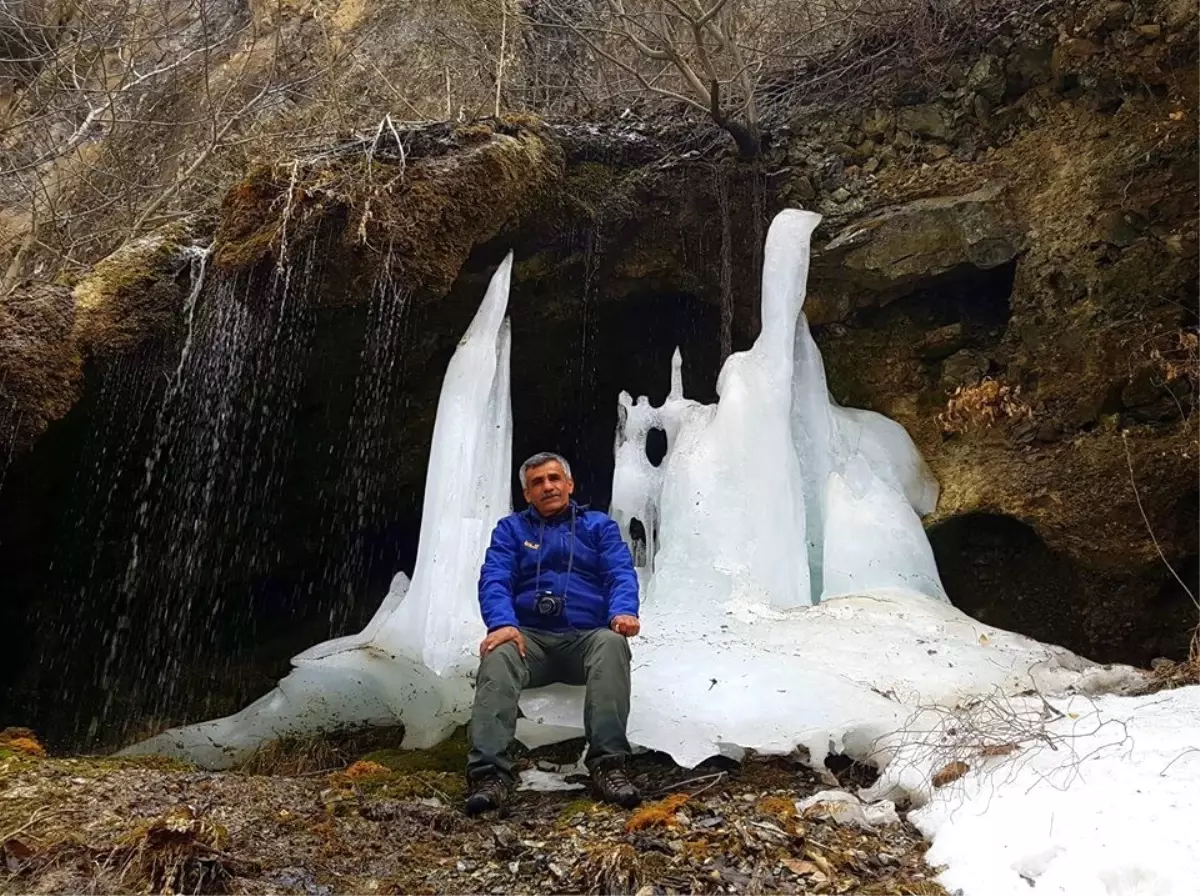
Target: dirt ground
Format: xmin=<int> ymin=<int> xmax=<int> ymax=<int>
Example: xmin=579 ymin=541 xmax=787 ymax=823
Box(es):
xmin=0 ymin=729 xmax=946 ymax=895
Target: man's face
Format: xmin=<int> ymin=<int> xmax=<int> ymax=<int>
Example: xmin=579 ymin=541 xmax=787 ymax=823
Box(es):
xmin=523 ymin=460 xmax=574 ymax=517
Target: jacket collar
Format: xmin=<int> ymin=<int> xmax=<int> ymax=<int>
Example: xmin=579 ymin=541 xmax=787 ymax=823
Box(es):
xmin=523 ymin=499 xmax=588 ymax=525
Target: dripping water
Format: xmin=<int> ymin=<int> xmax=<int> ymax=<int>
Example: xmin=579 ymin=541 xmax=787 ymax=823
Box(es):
xmin=0 ymin=394 xmax=19 ymax=493
xmin=100 ymin=245 xmax=213 ymax=716
xmin=569 ymin=224 xmax=605 ymax=492
xmin=321 ymin=259 xmax=413 ymax=634
xmin=86 ymin=241 xmax=322 ymax=744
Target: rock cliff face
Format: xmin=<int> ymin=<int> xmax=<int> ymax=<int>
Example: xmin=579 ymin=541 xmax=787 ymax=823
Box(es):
xmin=795 ymin=1 xmax=1199 ymax=661
xmin=0 ymin=0 xmax=1195 ymax=744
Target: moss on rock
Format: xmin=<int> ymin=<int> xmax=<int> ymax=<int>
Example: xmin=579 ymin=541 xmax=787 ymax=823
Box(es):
xmin=0 ymin=284 xmax=81 ymax=455
xmin=72 ymin=220 xmax=199 ymax=357
xmin=212 ymin=118 xmax=566 ymax=301
xmin=361 ymin=725 xmax=468 ymax=774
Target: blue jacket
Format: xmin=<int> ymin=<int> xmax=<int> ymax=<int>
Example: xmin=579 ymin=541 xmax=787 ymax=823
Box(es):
xmin=478 ymin=501 xmax=640 ymax=632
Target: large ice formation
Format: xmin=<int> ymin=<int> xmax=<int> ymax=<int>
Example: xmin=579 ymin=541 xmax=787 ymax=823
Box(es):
xmin=125 ymin=209 xmax=1124 ymax=773
xmin=122 ymin=253 xmax=515 ymax=767
xmin=609 ymin=211 xmax=944 ymax=608
xmin=519 ymin=210 xmax=1095 ymax=765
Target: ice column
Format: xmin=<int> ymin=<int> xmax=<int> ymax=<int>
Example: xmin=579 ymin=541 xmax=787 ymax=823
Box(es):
xmin=610 ymin=350 xmax=696 ymax=574
xmin=648 ymin=210 xmax=821 ymax=610
xmin=120 ymin=254 xmax=516 ymax=768
xmin=615 ymin=208 xmax=946 ymax=606
xmin=789 ymin=314 xmax=945 ymax=602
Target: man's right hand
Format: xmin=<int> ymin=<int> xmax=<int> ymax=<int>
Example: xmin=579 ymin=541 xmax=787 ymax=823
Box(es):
xmin=480 ymin=626 xmax=525 ymax=658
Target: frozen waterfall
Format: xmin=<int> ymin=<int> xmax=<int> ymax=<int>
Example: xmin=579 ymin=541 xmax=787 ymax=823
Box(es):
xmin=121 ymin=253 xmax=516 ymax=767
xmin=520 ymin=210 xmax=1091 ymax=768
xmin=609 ymin=210 xmax=944 ymax=607
xmin=125 ymin=211 xmax=1109 ymax=781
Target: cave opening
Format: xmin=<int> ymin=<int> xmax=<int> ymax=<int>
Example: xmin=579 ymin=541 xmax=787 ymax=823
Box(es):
xmin=928 ymin=512 xmax=1083 ymax=651
xmin=813 ymin=260 xmax=1018 ymax=413
xmin=928 ymin=511 xmax=1195 ymax=666
xmin=846 ymin=260 xmax=1016 ymax=337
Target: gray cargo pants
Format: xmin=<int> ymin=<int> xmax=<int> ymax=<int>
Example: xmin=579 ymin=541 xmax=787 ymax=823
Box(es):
xmin=466 ymin=627 xmax=632 ymax=782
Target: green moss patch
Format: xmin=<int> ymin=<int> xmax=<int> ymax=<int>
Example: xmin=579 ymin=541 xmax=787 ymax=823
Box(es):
xmin=361 ymin=725 xmax=468 ymax=774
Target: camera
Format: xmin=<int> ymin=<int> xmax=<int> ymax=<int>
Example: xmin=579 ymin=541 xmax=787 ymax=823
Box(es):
xmin=534 ymin=591 xmax=565 ymax=618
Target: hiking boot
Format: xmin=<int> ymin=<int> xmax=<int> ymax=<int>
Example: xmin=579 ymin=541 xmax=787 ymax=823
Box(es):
xmin=591 ymin=759 xmax=641 ymax=809
xmin=465 ymin=774 xmax=510 ymax=816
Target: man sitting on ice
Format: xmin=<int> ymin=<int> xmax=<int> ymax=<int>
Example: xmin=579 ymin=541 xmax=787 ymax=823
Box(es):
xmin=465 ymin=451 xmax=642 ymax=815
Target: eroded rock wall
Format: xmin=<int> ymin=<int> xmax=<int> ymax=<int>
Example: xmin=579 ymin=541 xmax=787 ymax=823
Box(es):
xmin=792 ymin=0 xmax=1198 ymax=660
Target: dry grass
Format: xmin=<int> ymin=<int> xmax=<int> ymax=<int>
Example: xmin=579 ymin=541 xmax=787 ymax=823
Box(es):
xmin=1145 ymin=627 xmax=1200 ymax=693
xmin=105 ymin=805 xmax=245 ymax=896
xmin=232 ymin=724 xmax=406 ymax=775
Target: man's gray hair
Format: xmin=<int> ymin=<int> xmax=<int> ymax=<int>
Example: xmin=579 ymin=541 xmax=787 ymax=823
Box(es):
xmin=519 ymin=452 xmax=572 ymax=487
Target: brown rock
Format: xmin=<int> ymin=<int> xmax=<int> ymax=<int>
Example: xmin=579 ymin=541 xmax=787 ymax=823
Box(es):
xmin=816 ymin=182 xmax=1021 ymax=295
xmin=916 ymin=323 xmax=967 ymax=361
xmin=966 ymin=54 xmax=1006 ymax=105
xmin=792 ymin=175 xmax=816 ymax=201
xmin=974 ymin=93 xmax=992 ymax=125
xmin=1062 ymin=37 xmax=1103 ymax=57
xmin=940 ymin=350 xmax=989 ymax=392
xmin=1006 ymin=43 xmax=1054 ymax=94
xmin=862 ymin=108 xmax=893 ymax=138
xmin=1135 ymin=23 xmax=1162 ymax=38
xmin=1096 ymin=1 xmax=1132 ymax=30
xmin=896 ymin=104 xmax=953 ymax=140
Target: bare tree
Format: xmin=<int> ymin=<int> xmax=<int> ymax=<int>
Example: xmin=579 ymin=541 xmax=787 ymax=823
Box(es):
xmin=539 ymin=0 xmax=765 ymax=156
xmin=0 ymin=0 xmax=294 ymax=295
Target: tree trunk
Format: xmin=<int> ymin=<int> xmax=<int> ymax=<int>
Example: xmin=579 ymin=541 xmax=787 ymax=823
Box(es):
xmin=722 ymin=119 xmax=761 ymax=160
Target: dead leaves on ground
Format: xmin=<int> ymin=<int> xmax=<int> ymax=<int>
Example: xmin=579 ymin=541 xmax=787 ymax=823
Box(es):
xmin=931 ymin=760 xmax=970 ymax=788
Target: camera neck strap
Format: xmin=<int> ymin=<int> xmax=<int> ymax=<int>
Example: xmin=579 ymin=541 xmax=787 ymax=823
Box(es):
xmin=533 ymin=505 xmax=577 ymax=600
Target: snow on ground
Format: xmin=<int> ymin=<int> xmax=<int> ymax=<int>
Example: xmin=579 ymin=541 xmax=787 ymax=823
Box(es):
xmin=867 ymin=685 xmax=1200 ymax=896
xmin=516 ymin=589 xmax=1127 ymax=769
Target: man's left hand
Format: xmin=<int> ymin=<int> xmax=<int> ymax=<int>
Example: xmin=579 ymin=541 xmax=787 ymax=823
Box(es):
xmin=610 ymin=615 xmax=640 ymax=637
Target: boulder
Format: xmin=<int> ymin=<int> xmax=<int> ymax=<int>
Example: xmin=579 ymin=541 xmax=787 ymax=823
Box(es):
xmin=895 ymin=104 xmax=953 ymax=140
xmin=1006 ymin=43 xmax=1054 ymax=95
xmin=812 ymin=182 xmax=1020 ymax=308
xmin=966 ymin=54 xmax=1007 ymax=105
